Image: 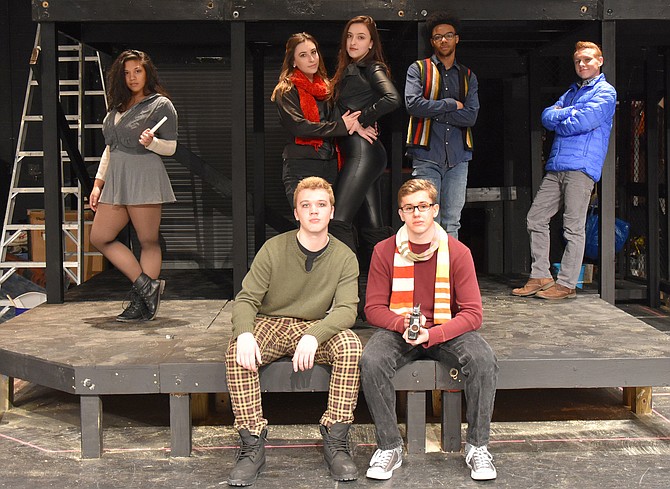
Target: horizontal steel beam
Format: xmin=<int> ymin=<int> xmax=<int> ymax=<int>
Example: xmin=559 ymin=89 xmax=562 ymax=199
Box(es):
xmin=35 ymin=0 xmax=634 ymax=23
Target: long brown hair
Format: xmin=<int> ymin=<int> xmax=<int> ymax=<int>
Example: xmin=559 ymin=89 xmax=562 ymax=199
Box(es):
xmin=106 ymin=50 xmax=170 ymax=112
xmin=331 ymin=16 xmax=390 ymax=101
xmin=271 ymin=32 xmax=330 ymax=102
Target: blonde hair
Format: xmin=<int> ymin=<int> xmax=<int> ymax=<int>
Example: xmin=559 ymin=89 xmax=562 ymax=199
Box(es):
xmin=397 ymin=179 xmax=438 ymax=207
xmin=293 ymin=176 xmax=335 ymax=208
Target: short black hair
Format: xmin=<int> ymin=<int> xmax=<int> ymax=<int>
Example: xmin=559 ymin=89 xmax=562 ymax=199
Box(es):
xmin=424 ymin=11 xmax=461 ymax=44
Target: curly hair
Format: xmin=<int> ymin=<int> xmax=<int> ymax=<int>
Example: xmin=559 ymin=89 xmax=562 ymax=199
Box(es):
xmin=106 ymin=50 xmax=169 ymax=112
xmin=424 ymin=11 xmax=461 ymax=46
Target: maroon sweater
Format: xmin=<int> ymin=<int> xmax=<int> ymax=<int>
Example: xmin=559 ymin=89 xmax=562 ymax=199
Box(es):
xmin=364 ymin=235 xmax=483 ymax=348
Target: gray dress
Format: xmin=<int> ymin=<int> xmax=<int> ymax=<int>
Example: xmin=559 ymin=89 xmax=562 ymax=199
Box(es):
xmin=100 ymin=93 xmax=177 ymax=205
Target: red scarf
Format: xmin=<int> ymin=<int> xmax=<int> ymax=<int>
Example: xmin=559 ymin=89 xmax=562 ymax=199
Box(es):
xmin=290 ymin=70 xmax=329 ymax=151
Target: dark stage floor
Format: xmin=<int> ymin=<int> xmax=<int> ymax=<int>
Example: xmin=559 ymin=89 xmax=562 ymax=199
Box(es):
xmin=0 ymin=270 xmax=669 ymax=488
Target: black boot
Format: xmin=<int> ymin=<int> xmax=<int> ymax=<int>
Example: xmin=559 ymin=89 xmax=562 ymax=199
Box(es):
xmin=320 ymin=423 xmax=358 ymax=481
xmin=228 ymin=429 xmax=267 ymax=487
xmin=116 ymin=289 xmax=150 ymax=322
xmin=132 ymin=273 xmax=165 ymax=321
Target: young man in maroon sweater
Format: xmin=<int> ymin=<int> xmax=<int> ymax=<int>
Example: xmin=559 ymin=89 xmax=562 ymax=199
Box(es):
xmin=360 ymin=179 xmax=498 ymax=481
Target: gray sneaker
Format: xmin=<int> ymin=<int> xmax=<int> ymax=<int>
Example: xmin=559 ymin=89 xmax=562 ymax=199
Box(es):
xmin=464 ymin=443 xmax=497 ymax=480
xmin=366 ymin=446 xmax=403 ymax=480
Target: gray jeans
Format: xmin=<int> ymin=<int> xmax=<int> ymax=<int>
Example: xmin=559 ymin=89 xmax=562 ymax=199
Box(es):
xmin=527 ymin=170 xmax=595 ymax=288
xmin=360 ymin=329 xmax=498 ymax=450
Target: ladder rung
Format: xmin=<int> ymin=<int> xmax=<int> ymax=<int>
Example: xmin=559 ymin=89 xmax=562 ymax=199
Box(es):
xmin=9 ymin=187 xmax=79 ymax=194
xmin=58 ymin=56 xmax=99 ymax=62
xmin=58 ymin=45 xmax=81 ymax=52
xmin=5 ymin=223 xmax=85 ymax=231
xmin=59 ymin=91 xmax=81 ymax=96
xmin=85 ymin=124 xmax=103 ymax=129
xmin=0 ymin=262 xmax=80 ymax=268
xmin=60 ymin=80 xmax=79 ymax=86
xmin=85 ymin=90 xmax=106 ymax=96
xmin=18 ymin=151 xmax=69 ymax=157
xmin=23 ymin=115 xmax=42 ymax=122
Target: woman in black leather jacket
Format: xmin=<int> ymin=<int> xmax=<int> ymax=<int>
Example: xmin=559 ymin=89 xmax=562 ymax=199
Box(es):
xmin=330 ymin=16 xmax=401 ymax=255
xmin=271 ymin=32 xmax=376 ymax=208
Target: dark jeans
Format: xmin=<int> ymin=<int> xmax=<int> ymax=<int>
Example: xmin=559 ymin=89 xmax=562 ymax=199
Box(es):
xmin=360 ymin=329 xmax=498 ymax=450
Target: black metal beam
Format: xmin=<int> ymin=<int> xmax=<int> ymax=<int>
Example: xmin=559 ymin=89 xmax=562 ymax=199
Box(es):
xmin=40 ymin=22 xmax=65 ymax=303
xmin=600 ymin=20 xmax=616 ymax=304
xmin=252 ymin=43 xmax=266 ymax=252
xmin=602 ymin=0 xmax=670 ymax=20
xmin=231 ymin=21 xmax=247 ymax=295
xmin=666 ymin=49 xmax=670 ymax=284
xmin=646 ymin=46 xmax=660 ymax=308
xmin=32 ymin=0 xmax=226 ymax=22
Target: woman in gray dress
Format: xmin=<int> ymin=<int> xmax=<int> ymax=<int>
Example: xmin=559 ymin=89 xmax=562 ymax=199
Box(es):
xmin=90 ymin=50 xmax=177 ymax=322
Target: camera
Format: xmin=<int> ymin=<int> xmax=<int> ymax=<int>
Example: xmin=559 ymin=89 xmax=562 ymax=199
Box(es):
xmin=407 ymin=304 xmax=421 ymax=340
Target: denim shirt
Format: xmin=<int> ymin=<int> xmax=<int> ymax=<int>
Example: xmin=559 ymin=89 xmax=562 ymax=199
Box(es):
xmin=405 ymin=55 xmax=479 ymax=167
xmin=103 ymin=93 xmax=178 ymax=155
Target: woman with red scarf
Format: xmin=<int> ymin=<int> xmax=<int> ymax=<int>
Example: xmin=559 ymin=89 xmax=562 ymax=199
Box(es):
xmin=272 ymin=32 xmax=376 ymax=208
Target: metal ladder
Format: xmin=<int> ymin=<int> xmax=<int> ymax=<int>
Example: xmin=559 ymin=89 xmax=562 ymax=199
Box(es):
xmin=0 ymin=26 xmax=107 ymax=287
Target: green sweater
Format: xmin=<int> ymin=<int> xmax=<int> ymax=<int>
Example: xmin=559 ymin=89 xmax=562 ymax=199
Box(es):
xmin=231 ymin=231 xmax=359 ymax=344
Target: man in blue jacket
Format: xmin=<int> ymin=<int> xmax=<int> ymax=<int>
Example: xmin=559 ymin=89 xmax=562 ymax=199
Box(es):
xmin=513 ymin=41 xmax=616 ymax=300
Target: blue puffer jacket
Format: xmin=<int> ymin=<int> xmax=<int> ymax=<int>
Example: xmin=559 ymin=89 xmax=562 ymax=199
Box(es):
xmin=541 ymin=73 xmax=616 ymax=182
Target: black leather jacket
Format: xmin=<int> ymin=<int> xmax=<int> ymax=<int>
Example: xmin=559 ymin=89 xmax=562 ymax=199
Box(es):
xmin=336 ymin=61 xmax=401 ymax=128
xmin=274 ymin=85 xmax=348 ymax=160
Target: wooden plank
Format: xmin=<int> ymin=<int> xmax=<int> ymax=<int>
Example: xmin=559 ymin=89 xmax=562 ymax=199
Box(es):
xmin=629 ymin=387 xmax=653 ymax=414
xmin=0 ymin=375 xmax=12 ymax=413
xmin=441 ymin=390 xmax=462 ymax=452
xmin=75 ymin=366 xmax=160 ymax=395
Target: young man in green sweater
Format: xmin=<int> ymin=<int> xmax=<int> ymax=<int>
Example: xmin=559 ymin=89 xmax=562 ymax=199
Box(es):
xmin=225 ymin=177 xmax=362 ymax=486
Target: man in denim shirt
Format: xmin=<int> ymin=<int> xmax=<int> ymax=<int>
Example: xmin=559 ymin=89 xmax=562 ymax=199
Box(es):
xmin=405 ymin=11 xmax=479 ymax=238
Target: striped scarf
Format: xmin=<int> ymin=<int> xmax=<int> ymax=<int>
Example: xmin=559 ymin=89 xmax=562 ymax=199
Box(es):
xmin=389 ymin=223 xmax=452 ymax=324
xmin=406 ymin=58 xmax=473 ymax=151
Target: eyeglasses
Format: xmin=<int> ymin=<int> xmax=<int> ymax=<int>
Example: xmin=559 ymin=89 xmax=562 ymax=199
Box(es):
xmin=399 ymin=203 xmax=435 ymax=214
xmin=431 ymin=33 xmax=456 ymax=42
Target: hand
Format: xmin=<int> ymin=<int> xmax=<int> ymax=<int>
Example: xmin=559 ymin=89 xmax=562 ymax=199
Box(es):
xmin=292 ymin=334 xmax=318 ymax=372
xmin=402 ymin=312 xmax=427 ymax=330
xmin=89 ymin=186 xmax=102 ymax=212
xmin=455 ymin=100 xmax=464 ymax=110
xmin=139 ymin=128 xmax=155 ymax=147
xmin=403 ymin=326 xmax=429 ymax=346
xmin=354 ymin=123 xmax=378 ymax=144
xmin=341 ymin=110 xmax=362 ymax=133
xmin=236 ymin=332 xmax=262 ymax=372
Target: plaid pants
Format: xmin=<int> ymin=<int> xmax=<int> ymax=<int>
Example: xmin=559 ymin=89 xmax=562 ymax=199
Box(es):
xmin=225 ymin=316 xmax=362 ymax=436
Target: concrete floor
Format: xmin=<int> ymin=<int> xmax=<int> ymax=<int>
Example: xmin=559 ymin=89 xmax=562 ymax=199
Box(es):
xmin=0 ymin=283 xmax=669 ymax=488
xmin=0 ymin=380 xmax=669 ymax=487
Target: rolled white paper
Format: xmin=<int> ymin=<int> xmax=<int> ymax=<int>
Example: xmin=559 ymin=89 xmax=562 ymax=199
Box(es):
xmin=149 ymin=115 xmax=168 ymax=133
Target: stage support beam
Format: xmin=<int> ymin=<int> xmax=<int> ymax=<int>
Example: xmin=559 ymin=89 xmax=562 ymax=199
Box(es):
xmin=406 ymin=391 xmax=426 ymax=454
xmin=231 ymin=21 xmax=247 ymax=295
xmin=599 ymin=20 xmax=616 ymax=304
xmin=80 ymin=395 xmax=103 ymax=458
xmin=645 ymin=46 xmax=660 ymax=308
xmin=170 ymin=393 xmax=192 ymax=457
xmin=40 ymin=22 xmax=65 ymax=303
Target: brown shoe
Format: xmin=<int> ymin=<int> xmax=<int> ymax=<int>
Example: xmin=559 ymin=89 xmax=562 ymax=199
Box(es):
xmin=511 ymin=278 xmax=555 ymax=297
xmin=535 ymin=283 xmax=576 ymax=300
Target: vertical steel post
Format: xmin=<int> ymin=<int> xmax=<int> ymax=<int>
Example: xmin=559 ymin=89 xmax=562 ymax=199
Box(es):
xmin=41 ymin=22 xmax=65 ymax=303
xmin=231 ymin=21 xmax=247 ymax=295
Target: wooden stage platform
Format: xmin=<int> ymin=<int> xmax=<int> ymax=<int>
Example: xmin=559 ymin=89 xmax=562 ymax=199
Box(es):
xmin=0 ymin=271 xmax=669 ymax=459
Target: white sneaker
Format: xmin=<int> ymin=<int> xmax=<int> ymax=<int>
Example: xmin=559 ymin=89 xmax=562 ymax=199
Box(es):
xmin=464 ymin=443 xmax=497 ymax=480
xmin=366 ymin=446 xmax=403 ymax=480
